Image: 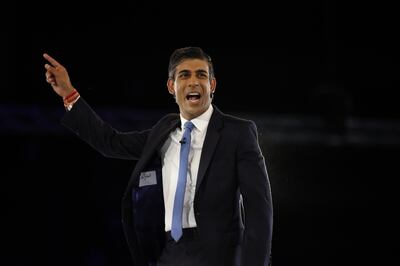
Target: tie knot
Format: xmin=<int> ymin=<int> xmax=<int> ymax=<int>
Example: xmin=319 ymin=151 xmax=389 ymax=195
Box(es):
xmin=184 ymin=121 xmax=195 ymax=132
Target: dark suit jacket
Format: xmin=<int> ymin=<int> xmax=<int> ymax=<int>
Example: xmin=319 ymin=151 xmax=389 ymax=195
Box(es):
xmin=62 ymin=98 xmax=273 ymax=266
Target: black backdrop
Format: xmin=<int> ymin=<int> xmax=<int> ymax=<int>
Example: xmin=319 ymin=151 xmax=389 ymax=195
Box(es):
xmin=3 ymin=1 xmax=399 ymax=265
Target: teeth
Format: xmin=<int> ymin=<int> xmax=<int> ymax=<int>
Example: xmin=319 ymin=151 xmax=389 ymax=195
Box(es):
xmin=186 ymin=92 xmax=201 ymax=101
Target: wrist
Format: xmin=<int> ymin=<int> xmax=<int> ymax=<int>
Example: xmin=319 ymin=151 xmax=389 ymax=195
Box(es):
xmin=63 ymin=88 xmax=80 ymax=110
xmin=63 ymin=88 xmax=77 ymax=99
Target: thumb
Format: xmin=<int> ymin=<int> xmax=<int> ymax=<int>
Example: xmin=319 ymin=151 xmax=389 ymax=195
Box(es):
xmin=44 ymin=64 xmax=56 ymax=74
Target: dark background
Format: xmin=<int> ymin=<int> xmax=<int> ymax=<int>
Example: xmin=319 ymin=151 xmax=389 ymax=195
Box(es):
xmin=3 ymin=1 xmax=399 ymax=265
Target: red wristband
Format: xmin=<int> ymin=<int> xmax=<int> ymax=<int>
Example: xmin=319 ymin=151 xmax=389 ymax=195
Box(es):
xmin=63 ymin=89 xmax=80 ymax=108
xmin=63 ymin=89 xmax=78 ymax=101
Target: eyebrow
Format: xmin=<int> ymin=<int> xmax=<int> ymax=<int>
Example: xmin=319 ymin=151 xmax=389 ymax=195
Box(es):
xmin=196 ymin=70 xmax=208 ymax=75
xmin=178 ymin=69 xmax=209 ymax=75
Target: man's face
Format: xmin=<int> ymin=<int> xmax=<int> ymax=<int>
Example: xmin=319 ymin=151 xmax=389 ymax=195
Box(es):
xmin=167 ymin=59 xmax=216 ymax=120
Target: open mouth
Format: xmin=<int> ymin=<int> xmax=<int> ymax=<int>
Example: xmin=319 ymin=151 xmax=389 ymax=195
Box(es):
xmin=186 ymin=92 xmax=201 ymax=102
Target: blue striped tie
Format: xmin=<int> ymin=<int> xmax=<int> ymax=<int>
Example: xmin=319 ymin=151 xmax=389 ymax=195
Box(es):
xmin=171 ymin=121 xmax=195 ymax=241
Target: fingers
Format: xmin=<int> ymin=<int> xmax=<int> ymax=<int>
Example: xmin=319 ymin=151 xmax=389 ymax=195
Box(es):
xmin=45 ymin=71 xmax=56 ymax=86
xmin=44 ymin=63 xmax=59 ymax=81
xmin=44 ymin=63 xmax=55 ymax=71
xmin=43 ymin=53 xmax=70 ymax=88
xmin=43 ymin=53 xmax=66 ymax=76
xmin=43 ymin=53 xmax=61 ymax=67
xmin=45 ymin=72 xmax=54 ymax=81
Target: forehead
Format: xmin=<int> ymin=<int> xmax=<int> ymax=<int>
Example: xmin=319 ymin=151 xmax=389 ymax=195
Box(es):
xmin=176 ymin=58 xmax=209 ymax=72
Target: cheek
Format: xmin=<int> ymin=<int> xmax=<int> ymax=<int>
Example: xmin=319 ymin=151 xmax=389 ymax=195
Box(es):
xmin=174 ymin=84 xmax=185 ymax=95
xmin=176 ymin=91 xmax=186 ymax=102
xmin=176 ymin=89 xmax=185 ymax=98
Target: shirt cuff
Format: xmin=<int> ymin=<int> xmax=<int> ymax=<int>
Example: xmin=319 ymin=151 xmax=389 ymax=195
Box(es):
xmin=65 ymin=95 xmax=81 ymax=111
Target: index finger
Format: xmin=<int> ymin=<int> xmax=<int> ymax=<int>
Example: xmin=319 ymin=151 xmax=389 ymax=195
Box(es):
xmin=43 ymin=53 xmax=62 ymax=67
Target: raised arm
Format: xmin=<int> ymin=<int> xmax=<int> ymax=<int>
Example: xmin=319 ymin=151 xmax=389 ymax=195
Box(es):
xmin=43 ymin=53 xmax=147 ymax=160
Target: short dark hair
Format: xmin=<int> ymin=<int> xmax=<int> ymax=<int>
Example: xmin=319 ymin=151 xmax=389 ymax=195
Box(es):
xmin=168 ymin=47 xmax=215 ymax=80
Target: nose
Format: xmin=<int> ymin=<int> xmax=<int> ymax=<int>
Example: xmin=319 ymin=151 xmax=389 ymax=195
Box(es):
xmin=189 ymin=76 xmax=200 ymax=87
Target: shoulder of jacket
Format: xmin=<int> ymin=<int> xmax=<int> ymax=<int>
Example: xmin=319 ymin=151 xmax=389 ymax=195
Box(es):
xmin=152 ymin=113 xmax=180 ymax=129
xmin=222 ymin=113 xmax=256 ymax=128
xmin=213 ymin=105 xmax=255 ymax=128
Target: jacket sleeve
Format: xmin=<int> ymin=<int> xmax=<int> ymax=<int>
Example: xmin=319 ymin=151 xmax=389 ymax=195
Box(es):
xmin=61 ymin=97 xmax=150 ymax=160
xmin=237 ymin=121 xmax=273 ymax=266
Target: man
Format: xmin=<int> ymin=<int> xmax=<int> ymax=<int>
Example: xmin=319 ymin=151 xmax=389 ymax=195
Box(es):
xmin=44 ymin=47 xmax=273 ymax=266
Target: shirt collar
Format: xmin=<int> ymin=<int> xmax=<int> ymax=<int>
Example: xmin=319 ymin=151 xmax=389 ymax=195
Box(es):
xmin=180 ymin=105 xmax=213 ymax=133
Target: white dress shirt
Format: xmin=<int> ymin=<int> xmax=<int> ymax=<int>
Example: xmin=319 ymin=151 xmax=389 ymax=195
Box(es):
xmin=161 ymin=105 xmax=213 ymax=232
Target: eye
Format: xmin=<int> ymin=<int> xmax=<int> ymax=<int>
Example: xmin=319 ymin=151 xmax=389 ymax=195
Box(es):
xmin=178 ymin=72 xmax=190 ymax=78
xmin=198 ymin=72 xmax=208 ymax=78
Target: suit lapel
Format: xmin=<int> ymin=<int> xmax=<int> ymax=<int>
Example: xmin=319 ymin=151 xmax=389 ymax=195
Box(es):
xmin=153 ymin=118 xmax=181 ymax=153
xmin=142 ymin=117 xmax=180 ymax=164
xmin=196 ymin=106 xmax=224 ymax=193
xmin=128 ymin=116 xmax=180 ymax=189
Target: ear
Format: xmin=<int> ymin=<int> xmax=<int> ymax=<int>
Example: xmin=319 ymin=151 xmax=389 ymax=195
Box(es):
xmin=167 ymin=79 xmax=175 ymax=95
xmin=210 ymin=78 xmax=217 ymax=94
